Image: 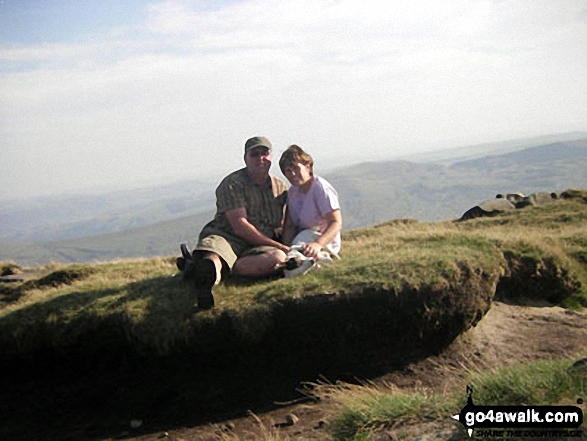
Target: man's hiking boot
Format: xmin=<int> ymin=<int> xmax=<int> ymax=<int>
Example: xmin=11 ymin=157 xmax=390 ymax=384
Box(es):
xmin=180 ymin=244 xmax=191 ymax=260
xmin=177 ymin=244 xmax=196 ymax=279
xmin=176 ymin=256 xmax=186 ymax=272
xmin=194 ymin=258 xmax=216 ymax=310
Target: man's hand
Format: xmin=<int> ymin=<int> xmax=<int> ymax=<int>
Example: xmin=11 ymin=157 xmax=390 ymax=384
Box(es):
xmin=226 ymin=207 xmax=289 ymax=253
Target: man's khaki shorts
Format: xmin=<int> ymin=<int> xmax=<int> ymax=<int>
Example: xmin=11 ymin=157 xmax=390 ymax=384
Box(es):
xmin=194 ymin=228 xmax=279 ymax=269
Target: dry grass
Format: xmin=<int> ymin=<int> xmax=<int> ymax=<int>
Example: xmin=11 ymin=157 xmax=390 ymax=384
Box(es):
xmin=213 ymin=412 xmax=294 ymax=441
xmin=314 ymin=380 xmax=454 ymax=440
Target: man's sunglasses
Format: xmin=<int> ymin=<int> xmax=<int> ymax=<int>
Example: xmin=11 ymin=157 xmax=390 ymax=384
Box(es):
xmin=248 ymin=149 xmax=271 ymax=158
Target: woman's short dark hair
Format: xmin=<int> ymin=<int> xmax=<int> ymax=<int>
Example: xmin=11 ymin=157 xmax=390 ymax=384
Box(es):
xmin=279 ymin=145 xmax=314 ymax=175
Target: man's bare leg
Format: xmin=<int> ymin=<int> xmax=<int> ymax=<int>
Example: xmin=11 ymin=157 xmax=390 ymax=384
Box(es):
xmin=200 ymin=252 xmax=223 ymax=285
xmin=232 ymin=249 xmax=287 ymax=277
xmin=194 ymin=250 xmax=285 ymax=308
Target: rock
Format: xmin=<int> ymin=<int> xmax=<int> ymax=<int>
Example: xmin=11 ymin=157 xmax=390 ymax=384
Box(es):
xmin=284 ymin=413 xmax=299 ymax=425
xmin=314 ymin=420 xmax=327 ymax=429
xmin=130 ymin=419 xmax=143 ymax=429
xmin=275 ymin=413 xmax=299 ymax=427
xmin=515 ymin=192 xmax=556 ymax=208
xmin=460 ymin=198 xmax=515 ymax=221
xmin=569 ymin=357 xmax=587 ymax=374
xmin=221 ymin=422 xmax=236 ymax=432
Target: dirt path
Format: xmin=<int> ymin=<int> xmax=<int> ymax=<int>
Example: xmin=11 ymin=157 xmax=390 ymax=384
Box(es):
xmin=108 ymin=301 xmax=587 ymax=441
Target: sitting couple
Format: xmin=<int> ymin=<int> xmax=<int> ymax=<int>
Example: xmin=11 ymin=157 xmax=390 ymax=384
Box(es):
xmin=178 ymin=136 xmax=342 ymax=309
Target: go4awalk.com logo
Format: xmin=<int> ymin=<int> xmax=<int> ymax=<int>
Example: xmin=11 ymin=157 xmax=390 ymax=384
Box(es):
xmin=452 ymin=386 xmax=584 ymax=438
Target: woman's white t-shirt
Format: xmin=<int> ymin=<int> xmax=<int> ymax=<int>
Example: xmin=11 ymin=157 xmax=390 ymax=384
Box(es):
xmin=287 ymin=176 xmax=341 ymax=253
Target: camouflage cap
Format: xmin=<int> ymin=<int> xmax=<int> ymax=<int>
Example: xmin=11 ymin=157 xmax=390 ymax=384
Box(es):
xmin=245 ymin=136 xmax=272 ymax=153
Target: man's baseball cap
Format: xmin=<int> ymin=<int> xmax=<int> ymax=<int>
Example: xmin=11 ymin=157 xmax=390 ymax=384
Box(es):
xmin=245 ymin=136 xmax=272 ymax=153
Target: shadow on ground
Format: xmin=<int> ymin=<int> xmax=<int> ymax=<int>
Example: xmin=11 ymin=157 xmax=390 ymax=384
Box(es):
xmin=0 ymin=322 xmax=436 ymax=441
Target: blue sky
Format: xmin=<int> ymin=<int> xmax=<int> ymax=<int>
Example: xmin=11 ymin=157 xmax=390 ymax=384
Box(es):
xmin=0 ymin=1 xmax=146 ymax=44
xmin=1 ymin=0 xmax=587 ymax=200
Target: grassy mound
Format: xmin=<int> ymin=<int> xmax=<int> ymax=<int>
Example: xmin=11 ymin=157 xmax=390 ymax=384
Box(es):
xmin=0 ymin=196 xmax=586 ymax=368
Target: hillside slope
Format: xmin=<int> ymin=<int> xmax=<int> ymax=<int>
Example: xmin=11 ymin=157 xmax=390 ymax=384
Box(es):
xmin=0 ymin=178 xmax=216 ymax=242
xmin=401 ymin=131 xmax=587 ymax=164
xmin=0 ymin=208 xmax=215 ymax=265
xmin=2 ymin=140 xmax=587 ymax=266
xmin=330 ymin=140 xmax=587 ymax=227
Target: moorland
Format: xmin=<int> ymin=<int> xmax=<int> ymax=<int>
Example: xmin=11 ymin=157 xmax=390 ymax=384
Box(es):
xmin=1 ymin=189 xmax=586 ymax=440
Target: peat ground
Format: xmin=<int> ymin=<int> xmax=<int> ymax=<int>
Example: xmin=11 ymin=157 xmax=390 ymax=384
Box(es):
xmin=110 ymin=300 xmax=587 ymax=441
xmin=1 ymin=299 xmax=585 ymax=441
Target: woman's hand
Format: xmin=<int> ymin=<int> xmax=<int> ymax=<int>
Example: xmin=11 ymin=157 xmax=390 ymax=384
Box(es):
xmin=302 ymin=242 xmax=323 ymax=259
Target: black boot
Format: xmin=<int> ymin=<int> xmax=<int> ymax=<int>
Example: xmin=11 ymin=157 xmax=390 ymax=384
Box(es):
xmin=177 ymin=244 xmax=196 ymax=279
xmin=194 ymin=258 xmax=216 ymax=309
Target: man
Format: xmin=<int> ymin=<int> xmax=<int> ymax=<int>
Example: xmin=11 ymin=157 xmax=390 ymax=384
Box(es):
xmin=180 ymin=136 xmax=289 ymax=309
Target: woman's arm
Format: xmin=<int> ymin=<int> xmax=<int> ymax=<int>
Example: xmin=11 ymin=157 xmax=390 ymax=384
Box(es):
xmin=302 ymin=209 xmax=342 ymax=258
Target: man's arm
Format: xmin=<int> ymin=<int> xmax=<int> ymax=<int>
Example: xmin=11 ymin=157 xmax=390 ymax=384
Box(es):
xmin=225 ymin=207 xmax=290 ymax=253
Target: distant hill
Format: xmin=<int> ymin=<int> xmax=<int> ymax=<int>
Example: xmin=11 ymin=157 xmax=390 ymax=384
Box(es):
xmin=332 ymin=140 xmax=587 ymax=229
xmin=400 ymin=131 xmax=587 ymax=164
xmin=1 ymin=137 xmax=586 ymax=266
xmin=0 ymin=208 xmax=215 ymax=265
xmin=3 ymin=132 xmax=585 ymax=245
xmin=0 ymin=179 xmax=216 ymax=243
xmin=452 ymin=139 xmax=587 ymax=170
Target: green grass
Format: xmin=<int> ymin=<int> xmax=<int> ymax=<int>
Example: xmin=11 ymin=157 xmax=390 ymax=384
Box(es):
xmin=0 ymin=197 xmax=586 ymax=358
xmin=323 ymin=383 xmax=454 ymax=440
xmin=468 ymin=359 xmax=587 ymax=406
xmin=320 ymin=357 xmax=587 ymax=440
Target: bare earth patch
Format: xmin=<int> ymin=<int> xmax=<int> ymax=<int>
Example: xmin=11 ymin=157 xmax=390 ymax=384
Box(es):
xmin=110 ymin=301 xmax=587 ymax=441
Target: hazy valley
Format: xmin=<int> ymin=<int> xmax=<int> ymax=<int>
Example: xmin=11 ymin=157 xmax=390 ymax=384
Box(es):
xmin=1 ymin=133 xmax=586 ymax=266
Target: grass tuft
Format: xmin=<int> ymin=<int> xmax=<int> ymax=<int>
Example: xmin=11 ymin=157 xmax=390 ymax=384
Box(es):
xmin=317 ymin=357 xmax=587 ymax=440
xmin=322 ymin=381 xmax=452 ymax=440
xmin=467 ymin=358 xmax=587 ymax=406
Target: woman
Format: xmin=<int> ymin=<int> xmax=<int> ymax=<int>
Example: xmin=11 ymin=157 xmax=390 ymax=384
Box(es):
xmin=279 ymin=145 xmax=342 ymax=259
